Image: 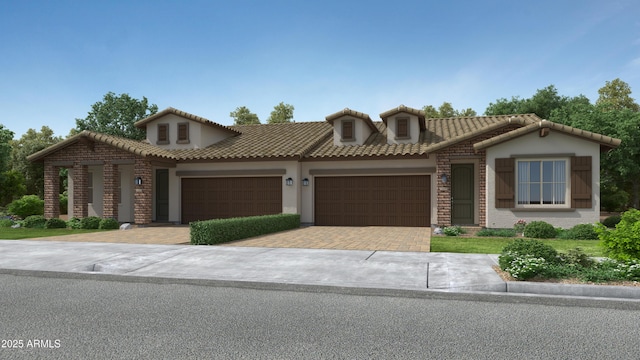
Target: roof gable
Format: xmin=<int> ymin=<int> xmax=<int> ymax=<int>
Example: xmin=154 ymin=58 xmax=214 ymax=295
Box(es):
xmin=134 ymin=107 xmax=241 ymax=135
xmin=325 ymin=108 xmax=379 ymax=133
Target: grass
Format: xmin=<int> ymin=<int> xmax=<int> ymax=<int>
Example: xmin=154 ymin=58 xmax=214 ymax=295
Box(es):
xmin=431 ymin=236 xmax=603 ymax=257
xmin=0 ymin=228 xmax=108 ymax=240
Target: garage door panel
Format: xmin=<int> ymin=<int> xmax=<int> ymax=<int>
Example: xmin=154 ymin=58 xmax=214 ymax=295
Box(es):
xmin=315 ymin=175 xmax=430 ymax=227
xmin=181 ymin=177 xmax=282 ymax=224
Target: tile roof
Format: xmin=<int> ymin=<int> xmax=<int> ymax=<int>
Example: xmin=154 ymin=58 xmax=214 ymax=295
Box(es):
xmin=325 ymin=108 xmax=379 ymax=133
xmin=27 ymin=130 xmax=176 ymax=162
xmin=169 ymin=122 xmax=333 ymax=160
xmin=134 ymin=107 xmax=241 ymax=135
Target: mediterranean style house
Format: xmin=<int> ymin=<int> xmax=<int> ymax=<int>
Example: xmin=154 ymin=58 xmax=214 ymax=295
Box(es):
xmin=28 ymin=105 xmax=620 ymax=228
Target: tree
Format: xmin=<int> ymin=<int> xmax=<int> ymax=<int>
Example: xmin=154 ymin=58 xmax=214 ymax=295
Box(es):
xmin=485 ymin=85 xmax=570 ymax=119
xmin=0 ymin=124 xmax=12 ymax=174
xmin=422 ymin=102 xmax=477 ymax=118
xmin=267 ymin=102 xmax=294 ymax=124
xmin=0 ymin=170 xmax=26 ymax=206
xmin=230 ymin=106 xmax=260 ymax=125
xmin=75 ymin=92 xmax=158 ymax=140
xmin=10 ymin=126 xmax=62 ymax=197
xmin=596 ymin=78 xmax=640 ymax=111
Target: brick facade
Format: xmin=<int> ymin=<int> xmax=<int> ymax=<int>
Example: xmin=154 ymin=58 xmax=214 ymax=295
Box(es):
xmin=435 ymin=125 xmax=520 ymax=227
xmin=42 ymin=139 xmax=154 ymax=224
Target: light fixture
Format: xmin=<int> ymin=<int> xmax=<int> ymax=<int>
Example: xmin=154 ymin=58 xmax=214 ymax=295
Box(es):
xmin=440 ymin=173 xmax=448 ymax=184
xmin=302 ymin=178 xmax=309 ymax=186
xmin=135 ymin=176 xmax=143 ymax=186
xmin=285 ymin=177 xmax=293 ymax=186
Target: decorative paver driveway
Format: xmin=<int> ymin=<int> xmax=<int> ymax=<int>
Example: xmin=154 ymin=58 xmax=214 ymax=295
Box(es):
xmin=223 ymin=226 xmax=431 ymax=252
xmin=25 ymin=226 xmax=430 ymax=252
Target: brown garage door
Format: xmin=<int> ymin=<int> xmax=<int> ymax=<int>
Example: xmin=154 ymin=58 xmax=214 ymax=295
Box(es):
xmin=181 ymin=177 xmax=282 ymax=224
xmin=314 ymin=175 xmax=430 ymax=227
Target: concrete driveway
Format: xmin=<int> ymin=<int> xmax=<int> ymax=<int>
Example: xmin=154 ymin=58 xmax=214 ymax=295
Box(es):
xmin=26 ymin=226 xmax=431 ymax=252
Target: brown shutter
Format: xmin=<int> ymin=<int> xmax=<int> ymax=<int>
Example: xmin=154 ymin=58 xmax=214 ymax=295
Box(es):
xmin=495 ymin=158 xmax=514 ymax=208
xmin=571 ymin=156 xmax=592 ymax=208
xmin=158 ymin=124 xmax=168 ymax=142
xmin=178 ymin=123 xmax=189 ymax=141
xmin=397 ymin=118 xmax=408 ymax=137
xmin=342 ymin=121 xmax=353 ymax=140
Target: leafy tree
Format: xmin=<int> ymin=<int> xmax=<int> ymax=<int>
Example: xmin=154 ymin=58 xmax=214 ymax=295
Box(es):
xmin=75 ymin=92 xmax=158 ymax=140
xmin=0 ymin=170 xmax=26 ymax=206
xmin=10 ymin=126 xmax=62 ymax=197
xmin=423 ymin=102 xmax=477 ymax=118
xmin=597 ymin=78 xmax=640 ymax=111
xmin=230 ymin=106 xmax=260 ymax=125
xmin=485 ymin=85 xmax=571 ymax=119
xmin=0 ymin=124 xmax=12 ymax=174
xmin=267 ymin=102 xmax=294 ymax=124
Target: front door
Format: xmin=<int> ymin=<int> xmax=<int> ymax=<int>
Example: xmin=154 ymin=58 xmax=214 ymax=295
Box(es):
xmin=156 ymin=169 xmax=169 ymax=222
xmin=451 ymin=164 xmax=474 ymax=225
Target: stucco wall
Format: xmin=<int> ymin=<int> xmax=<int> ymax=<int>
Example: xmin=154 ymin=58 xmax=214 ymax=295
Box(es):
xmin=144 ymin=114 xmax=232 ymax=149
xmin=485 ymin=131 xmax=601 ymax=229
xmin=385 ymin=113 xmax=421 ymax=144
xmin=301 ymin=158 xmax=437 ymax=224
xmin=332 ymin=116 xmax=373 ymax=146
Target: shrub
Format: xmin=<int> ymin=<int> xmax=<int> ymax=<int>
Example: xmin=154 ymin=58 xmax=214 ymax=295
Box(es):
xmin=523 ymin=221 xmax=557 ymax=239
xmin=191 ymin=213 xmax=300 ymax=245
xmin=559 ymin=224 xmax=598 ymax=240
xmin=498 ymin=238 xmax=559 ymax=270
xmin=504 ymin=255 xmax=547 ymax=280
xmin=596 ymin=209 xmax=640 ymax=261
xmin=602 ymin=215 xmax=621 ymax=228
xmin=45 ymin=218 xmax=68 ymax=229
xmin=476 ymin=228 xmax=516 ymax=237
xmin=513 ymin=219 xmax=527 ymax=234
xmin=443 ymin=226 xmax=463 ymax=236
xmin=99 ymin=218 xmax=120 ymax=230
xmin=558 ymin=248 xmax=594 ymax=268
xmin=0 ymin=218 xmax=14 ymax=228
xmin=80 ymin=216 xmax=101 ymax=229
xmin=59 ymin=192 xmax=68 ymax=215
xmin=23 ymin=215 xmax=46 ymax=229
xmin=7 ymin=195 xmax=44 ymax=218
xmin=67 ymin=217 xmax=82 ymax=229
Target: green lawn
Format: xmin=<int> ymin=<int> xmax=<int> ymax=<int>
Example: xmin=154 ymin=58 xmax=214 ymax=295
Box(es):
xmin=0 ymin=228 xmax=108 ymax=240
xmin=430 ymin=236 xmax=603 ymax=257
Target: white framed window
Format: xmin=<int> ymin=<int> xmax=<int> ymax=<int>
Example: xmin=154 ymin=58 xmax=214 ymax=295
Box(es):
xmin=516 ymin=159 xmax=568 ymax=206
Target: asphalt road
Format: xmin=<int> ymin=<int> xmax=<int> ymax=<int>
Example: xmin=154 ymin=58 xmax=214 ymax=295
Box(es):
xmin=1 ymin=274 xmax=639 ymax=359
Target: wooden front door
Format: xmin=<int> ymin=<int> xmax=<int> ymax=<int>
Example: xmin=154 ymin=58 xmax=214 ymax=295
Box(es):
xmin=451 ymin=164 xmax=474 ymax=225
xmin=156 ymin=169 xmax=169 ymax=222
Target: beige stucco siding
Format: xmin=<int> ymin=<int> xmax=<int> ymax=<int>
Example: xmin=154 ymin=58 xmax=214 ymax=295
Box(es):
xmin=485 ymin=131 xmax=601 ymax=229
xmin=332 ymin=116 xmax=373 ymax=146
xmin=144 ymin=114 xmax=231 ymax=149
xmin=301 ymin=158 xmax=437 ymax=225
xmin=385 ymin=113 xmax=421 ymax=144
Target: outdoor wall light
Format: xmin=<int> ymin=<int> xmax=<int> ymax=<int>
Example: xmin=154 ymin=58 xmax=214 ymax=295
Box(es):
xmin=135 ymin=176 xmax=143 ymax=186
xmin=285 ymin=177 xmax=293 ymax=186
xmin=302 ymin=178 xmax=310 ymax=186
xmin=440 ymin=173 xmax=448 ymax=184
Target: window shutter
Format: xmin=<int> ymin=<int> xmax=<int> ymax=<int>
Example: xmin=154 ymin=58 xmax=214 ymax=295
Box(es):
xmin=178 ymin=123 xmax=189 ymax=141
xmin=397 ymin=118 xmax=408 ymax=137
xmin=342 ymin=121 xmax=353 ymax=140
xmin=571 ymin=156 xmax=592 ymax=208
xmin=495 ymin=158 xmax=514 ymax=208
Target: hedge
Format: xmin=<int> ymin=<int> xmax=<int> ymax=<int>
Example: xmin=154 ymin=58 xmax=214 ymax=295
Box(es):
xmin=190 ymin=213 xmax=300 ymax=245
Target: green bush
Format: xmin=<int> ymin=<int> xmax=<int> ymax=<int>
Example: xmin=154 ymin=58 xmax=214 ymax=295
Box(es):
xmin=99 ymin=218 xmax=120 ymax=230
xmin=443 ymin=226 xmax=463 ymax=236
xmin=0 ymin=218 xmax=14 ymax=228
xmin=498 ymin=239 xmax=559 ymax=270
xmin=504 ymin=255 xmax=547 ymax=280
xmin=602 ymin=215 xmax=621 ymax=228
xmin=23 ymin=215 xmax=46 ymax=229
xmin=59 ymin=192 xmax=68 ymax=215
xmin=476 ymin=228 xmax=516 ymax=237
xmin=7 ymin=195 xmax=44 ymax=218
xmin=523 ymin=221 xmax=557 ymax=239
xmin=45 ymin=218 xmax=68 ymax=229
xmin=191 ymin=214 xmax=300 ymax=245
xmin=67 ymin=217 xmax=82 ymax=229
xmin=558 ymin=248 xmax=594 ymax=268
xmin=596 ymin=209 xmax=640 ymax=261
xmin=80 ymin=216 xmax=101 ymax=229
xmin=559 ymin=224 xmax=598 ymax=240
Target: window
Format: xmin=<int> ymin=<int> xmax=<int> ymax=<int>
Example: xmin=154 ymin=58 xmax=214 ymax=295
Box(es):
xmin=396 ymin=117 xmax=409 ymax=138
xmin=177 ymin=122 xmax=190 ymax=143
xmin=157 ymin=124 xmax=169 ymax=144
xmin=517 ymin=159 xmax=567 ymax=206
xmin=342 ymin=120 xmax=354 ymax=141
xmin=88 ymin=172 xmax=94 ymax=203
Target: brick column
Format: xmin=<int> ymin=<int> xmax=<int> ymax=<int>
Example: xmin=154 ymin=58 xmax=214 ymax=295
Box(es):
xmin=436 ymin=153 xmax=451 ymax=226
xmin=43 ymin=164 xmax=60 ymax=219
xmin=72 ymin=162 xmax=88 ymax=218
xmin=103 ymin=161 xmax=119 ymax=220
xmin=134 ymin=158 xmax=153 ymax=225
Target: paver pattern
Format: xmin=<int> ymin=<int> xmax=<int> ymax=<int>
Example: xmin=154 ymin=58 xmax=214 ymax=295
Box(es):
xmin=26 ymin=226 xmax=431 ymax=252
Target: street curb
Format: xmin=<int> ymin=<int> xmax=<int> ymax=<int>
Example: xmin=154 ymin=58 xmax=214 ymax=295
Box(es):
xmin=2 ymin=268 xmax=640 ymax=311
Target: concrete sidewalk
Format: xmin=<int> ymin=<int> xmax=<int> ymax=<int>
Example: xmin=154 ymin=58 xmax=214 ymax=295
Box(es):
xmin=1 ymin=240 xmax=639 ymax=302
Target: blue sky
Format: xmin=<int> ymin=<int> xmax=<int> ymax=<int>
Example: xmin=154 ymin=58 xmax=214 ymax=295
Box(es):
xmin=1 ymin=0 xmax=639 ymax=139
